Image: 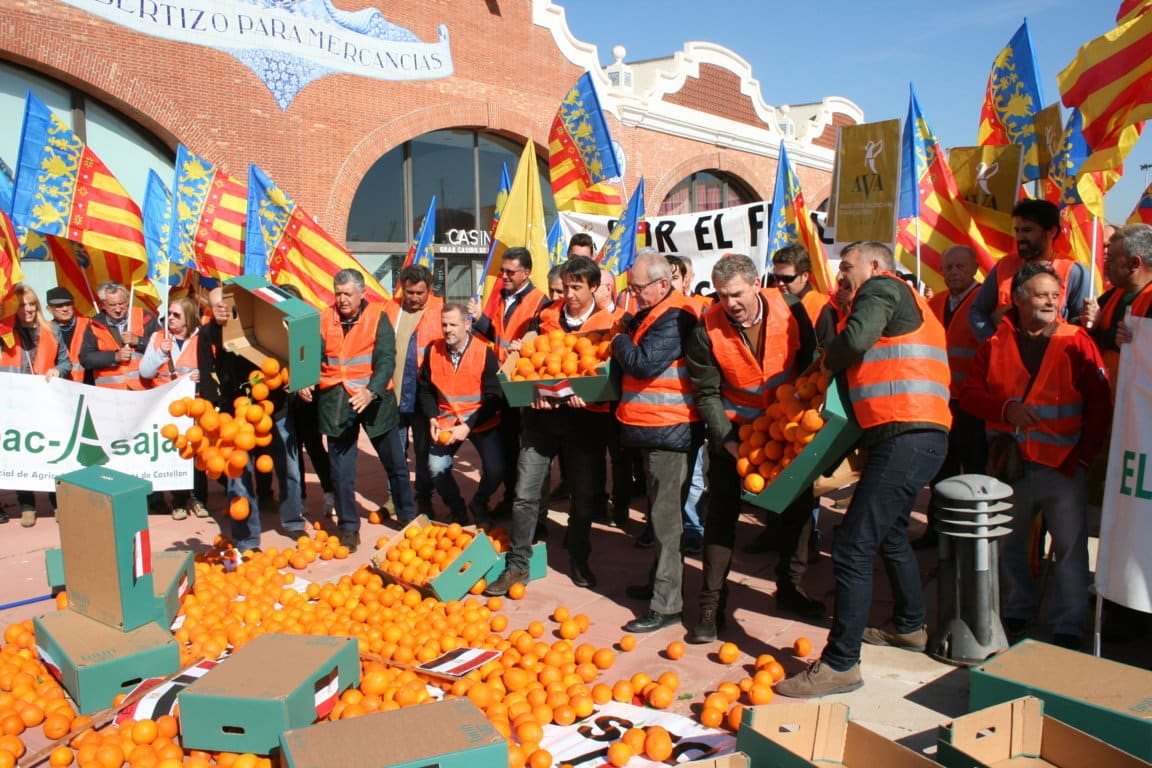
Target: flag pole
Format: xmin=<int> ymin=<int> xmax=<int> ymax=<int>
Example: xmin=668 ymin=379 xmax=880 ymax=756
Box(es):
xmin=914 ymin=216 xmax=923 ymax=292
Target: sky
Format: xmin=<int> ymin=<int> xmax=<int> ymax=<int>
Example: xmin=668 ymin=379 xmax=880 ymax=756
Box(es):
xmin=560 ymin=0 xmax=1148 ymax=223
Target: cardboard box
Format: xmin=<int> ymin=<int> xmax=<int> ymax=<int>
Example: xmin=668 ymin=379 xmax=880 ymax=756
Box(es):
xmin=55 ymin=467 xmax=157 ymax=631
xmin=45 ymin=547 xmax=64 ymax=591
xmin=152 ymin=550 xmax=195 ymax=629
xmin=736 ymin=703 xmax=937 ymax=768
xmin=370 ymin=516 xmax=499 ymax=602
xmin=482 ymin=542 xmax=547 ymax=585
xmin=970 ymin=639 xmax=1152 ymax=761
xmin=222 ymin=275 xmax=321 ymax=390
xmin=179 ymin=633 xmax=360 ymax=755
xmin=937 ymin=696 xmax=1151 ymax=768
xmin=743 ymin=377 xmax=863 ymax=514
xmin=279 ymin=697 xmax=506 ymax=768
xmin=680 ymin=755 xmax=750 ymax=768
xmin=497 ymin=331 xmax=620 ymax=407
xmin=34 ymin=610 xmax=180 ymax=714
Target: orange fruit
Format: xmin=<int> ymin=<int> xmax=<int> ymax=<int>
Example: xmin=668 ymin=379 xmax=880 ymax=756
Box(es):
xmin=665 ymin=640 xmax=686 ymax=660
xmin=621 ymin=728 xmax=646 ymax=753
xmin=49 ymin=746 xmax=74 ymax=767
xmin=794 ymin=637 xmax=813 ymax=657
xmin=606 ymin=742 xmax=632 ymax=768
xmin=646 ymin=684 xmax=673 ymax=709
xmin=255 ymin=455 xmax=274 ymax=474
xmin=726 ymin=703 xmax=745 ymax=731
xmin=754 ymin=653 xmax=777 ymax=670
xmin=437 ymin=430 xmax=453 ymax=445
xmin=229 ymin=497 xmax=250 ymax=521
xmin=748 ymin=683 xmax=774 ymax=705
xmin=167 ymin=399 xmax=188 ymax=417
xmin=718 ymin=642 xmax=740 ymax=664
xmin=766 ymin=661 xmax=786 ymax=682
xmin=610 ymin=680 xmax=633 ymax=703
xmin=645 ymin=727 xmax=674 ymax=761
xmin=260 ymin=358 xmax=281 ymax=377
xmin=700 ymin=707 xmax=724 ymax=729
xmin=618 ymin=635 xmax=636 ymax=652
xmin=131 ymin=719 xmax=158 ymax=745
xmin=742 ymin=473 xmax=766 ymax=494
xmin=528 ymin=749 xmax=553 ymax=768
xmin=591 ymin=648 xmax=615 ymax=670
xmin=508 ymin=582 xmax=527 ymax=600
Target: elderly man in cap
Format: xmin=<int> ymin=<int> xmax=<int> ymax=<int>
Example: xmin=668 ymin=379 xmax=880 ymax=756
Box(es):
xmin=45 ymin=287 xmax=90 ymax=382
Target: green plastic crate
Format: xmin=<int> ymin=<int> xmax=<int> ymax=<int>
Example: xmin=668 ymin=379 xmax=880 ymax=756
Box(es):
xmin=222 ymin=275 xmax=321 ymax=390
xmin=742 ymin=376 xmax=862 ymax=513
xmin=497 ymin=331 xmax=620 ymax=407
xmin=370 ymin=516 xmax=498 ymax=602
xmin=482 ymin=542 xmax=547 ymax=585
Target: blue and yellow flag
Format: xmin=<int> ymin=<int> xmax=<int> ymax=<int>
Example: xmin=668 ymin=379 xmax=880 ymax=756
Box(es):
xmin=0 ymin=209 xmax=25 ymax=348
xmin=245 ymin=164 xmax=388 ymax=308
xmin=171 ymin=144 xmax=247 ymax=282
xmin=979 ymin=21 xmax=1045 ymax=180
xmin=766 ymin=142 xmax=832 ymax=293
xmin=546 ymin=218 xmax=566 ymax=268
xmin=549 ymin=73 xmax=625 ymax=216
xmin=599 ymin=177 xmax=644 ymax=289
xmin=1129 ymin=182 xmax=1152 ymax=225
xmin=143 ymin=169 xmax=185 ymax=290
xmin=475 ymin=163 xmax=512 ymax=309
xmin=0 ymin=156 xmax=13 ymax=215
xmin=404 ymin=195 xmax=437 ymax=269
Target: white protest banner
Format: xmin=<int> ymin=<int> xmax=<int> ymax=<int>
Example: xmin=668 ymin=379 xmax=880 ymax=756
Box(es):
xmin=0 ymin=373 xmax=194 ymax=492
xmin=560 ymin=201 xmax=773 ymax=289
xmin=1098 ymin=316 xmax=1152 ymax=612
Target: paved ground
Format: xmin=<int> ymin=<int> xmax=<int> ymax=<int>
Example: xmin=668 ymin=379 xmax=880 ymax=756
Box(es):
xmin=1 ymin=434 xmax=1148 ymax=759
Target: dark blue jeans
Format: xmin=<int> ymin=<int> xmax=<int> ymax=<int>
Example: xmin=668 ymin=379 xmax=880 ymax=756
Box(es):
xmin=428 ymin=425 xmax=505 ymax=525
xmin=822 ymin=429 xmax=947 ymax=671
xmin=328 ymin=422 xmax=415 ymax=532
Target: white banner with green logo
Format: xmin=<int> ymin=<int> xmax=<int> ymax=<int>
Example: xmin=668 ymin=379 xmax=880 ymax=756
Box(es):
xmin=1099 ymin=316 xmax=1152 ymax=612
xmin=0 ymin=373 xmax=194 ymax=492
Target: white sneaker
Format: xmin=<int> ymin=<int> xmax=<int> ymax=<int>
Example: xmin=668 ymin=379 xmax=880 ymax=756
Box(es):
xmin=323 ymin=492 xmax=336 ymax=516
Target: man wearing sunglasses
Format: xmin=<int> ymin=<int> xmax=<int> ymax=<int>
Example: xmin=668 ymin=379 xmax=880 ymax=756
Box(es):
xmin=772 ymin=245 xmax=839 ymax=340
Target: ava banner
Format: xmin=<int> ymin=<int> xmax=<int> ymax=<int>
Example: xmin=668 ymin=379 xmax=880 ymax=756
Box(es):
xmin=832 ymin=119 xmax=901 ymax=244
xmin=1098 ymin=316 xmax=1152 ymax=612
xmin=0 ymin=373 xmax=194 ymax=492
xmin=559 ymin=201 xmax=774 ymax=288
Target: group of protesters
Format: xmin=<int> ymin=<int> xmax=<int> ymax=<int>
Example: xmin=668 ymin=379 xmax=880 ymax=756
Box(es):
xmin=4 ymin=196 xmax=1149 ymax=694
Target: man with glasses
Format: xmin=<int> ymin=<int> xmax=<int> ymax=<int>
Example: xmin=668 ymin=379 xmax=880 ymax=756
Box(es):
xmin=772 ymin=245 xmax=839 ymax=339
xmin=79 ymin=281 xmax=161 ymax=389
xmin=468 ymin=247 xmax=548 ymax=516
xmin=614 ymin=249 xmax=704 ymax=633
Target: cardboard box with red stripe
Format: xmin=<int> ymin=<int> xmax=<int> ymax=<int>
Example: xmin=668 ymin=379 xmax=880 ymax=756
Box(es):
xmin=178 ymin=633 xmax=359 ymax=755
xmin=222 ymin=275 xmax=320 ymax=390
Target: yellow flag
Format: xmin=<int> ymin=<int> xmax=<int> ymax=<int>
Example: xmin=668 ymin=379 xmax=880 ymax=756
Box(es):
xmin=483 ymin=141 xmax=550 ymax=306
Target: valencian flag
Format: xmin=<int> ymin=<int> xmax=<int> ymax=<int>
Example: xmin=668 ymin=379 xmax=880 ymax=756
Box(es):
xmin=403 ymin=195 xmax=437 ymax=269
xmin=1118 ymin=0 xmax=1152 ymax=24
xmin=1129 ymin=182 xmax=1152 ymax=224
xmin=978 ymin=21 xmax=1045 ymax=180
xmin=549 ymin=72 xmax=625 ymax=217
xmin=895 ymin=86 xmax=994 ymax=290
xmin=245 ymin=164 xmax=388 ymax=308
xmin=599 ymin=177 xmax=644 ymax=291
xmin=481 ymin=141 xmax=550 ymax=307
xmin=1057 ymin=9 xmax=1151 ymax=160
xmin=170 ymin=145 xmax=247 ymax=281
xmin=475 ymin=163 xmax=512 ymax=315
xmin=1044 ymin=109 xmax=1110 ymax=291
xmin=766 ymin=142 xmax=833 ymax=293
xmin=0 ymin=156 xmax=13 ymax=214
xmin=11 ymin=91 xmax=160 ymax=312
xmin=0 ymin=209 xmax=24 ymax=348
xmin=143 ymin=169 xmax=193 ymax=293
xmin=546 ymin=218 xmax=566 ymax=268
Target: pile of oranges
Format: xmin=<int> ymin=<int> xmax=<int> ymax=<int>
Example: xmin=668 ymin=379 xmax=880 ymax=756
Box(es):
xmin=162 ymin=358 xmax=287 ymax=522
xmin=509 ymin=330 xmax=613 ymax=381
xmin=736 ymin=371 xmax=832 ymax=495
xmin=374 ymin=523 xmax=476 ymax=587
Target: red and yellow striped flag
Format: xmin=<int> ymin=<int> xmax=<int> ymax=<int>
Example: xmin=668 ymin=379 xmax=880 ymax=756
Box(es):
xmin=0 ymin=209 xmax=24 ymax=348
xmin=171 ymin=144 xmax=247 ymax=282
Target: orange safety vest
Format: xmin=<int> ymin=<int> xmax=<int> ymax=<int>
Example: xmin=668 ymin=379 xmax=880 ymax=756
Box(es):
xmin=319 ymin=303 xmax=385 ymax=395
xmin=928 ymin=284 xmax=982 ymax=399
xmin=1096 ymin=281 xmax=1152 ymax=384
xmin=141 ymin=329 xmax=200 ymax=386
xmin=384 ymin=295 xmax=444 ymax=369
xmin=994 ymin=254 xmax=1074 ymax=309
xmin=535 ymin=303 xmax=617 ymax=414
xmin=616 ymin=291 xmax=701 ymax=428
xmin=428 ymin=337 xmax=500 ymax=434
xmin=89 ymin=307 xmax=149 ymax=390
xmin=687 ymin=293 xmax=713 ymax=318
xmin=985 ymin=323 xmax=1085 ymax=468
xmin=704 ymin=288 xmax=799 ymax=425
xmin=62 ymin=315 xmax=90 ymax=382
xmin=491 ymin=286 xmax=546 ymax=362
xmin=0 ymin=326 xmax=59 ymax=375
xmin=799 ymin=289 xmax=832 ymax=329
xmin=845 ymin=274 xmax=952 ymax=430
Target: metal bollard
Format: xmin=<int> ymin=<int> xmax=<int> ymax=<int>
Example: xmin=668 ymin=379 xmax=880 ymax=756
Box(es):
xmin=928 ymin=474 xmax=1014 ymax=666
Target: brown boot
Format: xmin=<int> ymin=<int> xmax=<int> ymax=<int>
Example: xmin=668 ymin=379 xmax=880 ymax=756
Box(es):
xmin=20 ymin=507 xmax=36 ymax=528
xmin=861 ymin=624 xmax=927 ymax=652
xmin=775 ymin=660 xmax=863 ymax=698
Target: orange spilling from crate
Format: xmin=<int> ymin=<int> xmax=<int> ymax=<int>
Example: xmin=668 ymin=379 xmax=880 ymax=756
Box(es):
xmin=376 ymin=523 xmax=476 ymax=586
xmin=509 ymin=330 xmax=612 ymax=381
xmin=161 ymin=359 xmax=287 ymax=520
xmin=736 ymin=371 xmax=832 ymax=494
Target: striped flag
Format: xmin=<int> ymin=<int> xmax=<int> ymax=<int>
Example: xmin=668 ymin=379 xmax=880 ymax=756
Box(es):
xmin=170 ymin=145 xmax=247 ymax=282
xmin=475 ymin=163 xmax=512 ymax=314
xmin=599 ymin=177 xmax=645 ymax=291
xmin=895 ymin=86 xmax=994 ymax=291
xmin=0 ymin=156 xmax=13 ymax=215
xmin=1058 ymin=10 xmax=1152 ymax=155
xmin=0 ymin=209 xmax=24 ymax=348
xmin=403 ymin=195 xmax=436 ymax=269
xmin=245 ymin=164 xmax=388 ymax=308
xmin=1118 ymin=0 xmax=1152 ymax=24
xmin=549 ymin=73 xmax=625 ymax=217
xmin=766 ymin=142 xmax=833 ymax=293
xmin=11 ymin=91 xmax=159 ymax=312
xmin=1128 ymin=182 xmax=1152 ymax=224
xmin=143 ymin=170 xmax=194 ymax=293
xmin=978 ymin=21 xmax=1045 ymax=180
xmin=546 ymin=218 xmax=566 ymax=268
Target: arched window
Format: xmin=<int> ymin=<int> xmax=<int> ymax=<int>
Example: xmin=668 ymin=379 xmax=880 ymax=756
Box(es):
xmin=658 ymin=170 xmax=755 ymax=216
xmin=347 ymin=130 xmax=555 ymax=301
